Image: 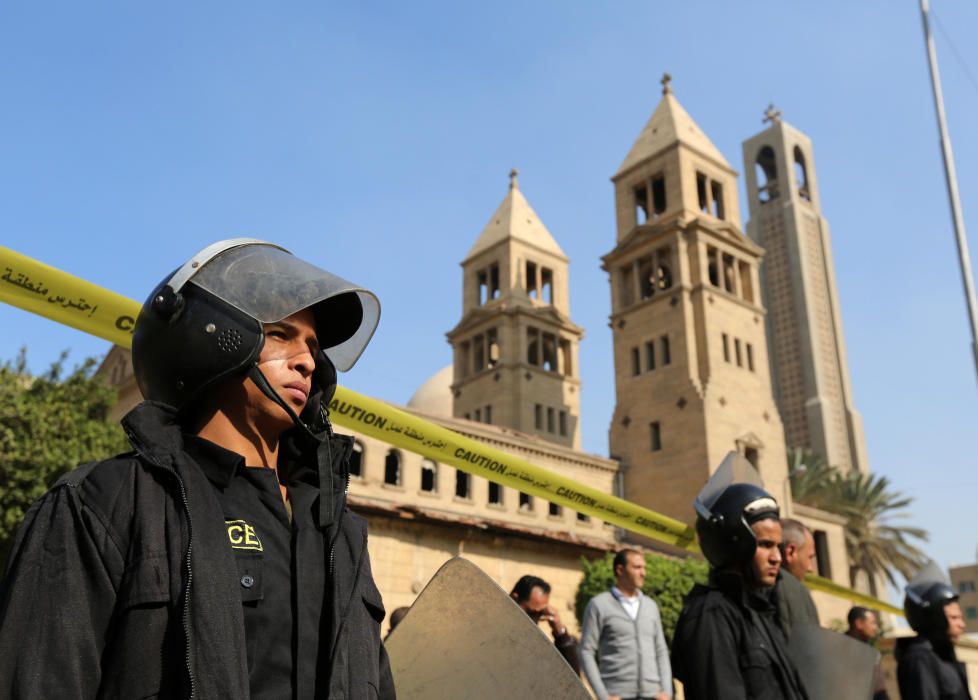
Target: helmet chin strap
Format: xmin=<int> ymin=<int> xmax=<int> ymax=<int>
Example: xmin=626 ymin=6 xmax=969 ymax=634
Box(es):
xmin=247 ymin=365 xmax=324 ymax=443
xmin=247 ymin=365 xmax=337 ymax=528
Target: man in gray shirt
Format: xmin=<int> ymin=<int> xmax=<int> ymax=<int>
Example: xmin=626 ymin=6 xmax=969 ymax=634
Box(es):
xmin=579 ymin=549 xmax=672 ymax=700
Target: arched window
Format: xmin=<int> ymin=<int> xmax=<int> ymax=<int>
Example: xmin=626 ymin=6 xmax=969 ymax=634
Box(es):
xmin=420 ymin=459 xmax=437 ymax=493
xmin=722 ymin=254 xmax=735 ymax=294
xmin=384 ymin=449 xmax=401 ymax=486
xmin=487 ymin=329 xmax=499 ymax=369
xmin=488 ymin=481 xmax=503 ymax=505
xmin=638 ymin=256 xmax=654 ymax=299
xmin=707 ymin=246 xmax=720 ymax=287
xmin=755 ymin=146 xmax=778 ymax=203
xmin=794 ymin=146 xmax=810 ymax=201
xmin=655 ymin=263 xmax=672 ymax=290
xmin=455 ymin=470 xmax=470 ymax=499
xmin=349 ymin=440 xmax=365 ymax=478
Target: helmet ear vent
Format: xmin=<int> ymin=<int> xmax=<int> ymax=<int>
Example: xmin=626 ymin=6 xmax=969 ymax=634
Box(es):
xmin=217 ymin=328 xmax=243 ymax=353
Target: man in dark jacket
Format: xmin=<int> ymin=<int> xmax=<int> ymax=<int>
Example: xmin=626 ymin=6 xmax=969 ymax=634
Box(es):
xmin=0 ymin=239 xmax=395 ymax=699
xmin=897 ymin=561 xmax=972 ymax=700
xmin=846 ymin=607 xmax=890 ymax=700
xmin=777 ymin=518 xmax=820 ymax=638
xmin=510 ymin=574 xmax=581 ymax=676
xmin=671 ymin=453 xmax=809 ymax=700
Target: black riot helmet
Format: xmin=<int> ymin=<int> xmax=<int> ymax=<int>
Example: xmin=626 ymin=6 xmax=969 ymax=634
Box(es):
xmin=905 ymin=561 xmax=959 ymax=638
xmin=132 ymin=239 xmax=381 ymax=435
xmin=694 ymin=452 xmax=781 ymax=570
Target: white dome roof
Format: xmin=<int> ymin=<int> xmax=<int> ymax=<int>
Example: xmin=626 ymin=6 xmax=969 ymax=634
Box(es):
xmin=407 ymin=365 xmax=454 ymax=417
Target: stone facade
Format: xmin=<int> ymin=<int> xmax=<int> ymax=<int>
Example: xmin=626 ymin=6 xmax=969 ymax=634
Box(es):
xmin=347 ymin=405 xmax=618 ymax=635
xmin=447 ymin=171 xmax=584 ymax=450
xmin=604 ymin=83 xmax=789 ymax=526
xmin=742 ymin=115 xmax=869 ymax=473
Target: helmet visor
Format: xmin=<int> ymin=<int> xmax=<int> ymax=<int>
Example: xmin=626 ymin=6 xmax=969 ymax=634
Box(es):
xmin=186 ymin=240 xmax=380 ymax=372
xmin=695 ymin=451 xmax=767 ymax=518
xmin=907 ymin=560 xmax=950 ymax=600
xmin=906 ymin=560 xmax=958 ymax=612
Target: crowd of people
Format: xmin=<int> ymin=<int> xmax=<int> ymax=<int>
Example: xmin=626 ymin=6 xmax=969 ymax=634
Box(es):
xmin=0 ymin=239 xmax=972 ymax=699
xmin=502 ymin=456 xmax=971 ymax=700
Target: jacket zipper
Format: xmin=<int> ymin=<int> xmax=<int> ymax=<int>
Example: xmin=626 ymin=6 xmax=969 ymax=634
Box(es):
xmin=323 ymin=417 xmax=349 ymax=579
xmin=124 ymin=427 xmax=197 ymax=700
xmin=328 ymin=523 xmax=366 ymax=670
xmin=329 ymin=470 xmax=351 ymax=578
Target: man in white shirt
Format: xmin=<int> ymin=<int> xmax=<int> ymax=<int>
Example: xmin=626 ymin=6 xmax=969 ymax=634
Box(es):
xmin=579 ymin=549 xmax=672 ymax=700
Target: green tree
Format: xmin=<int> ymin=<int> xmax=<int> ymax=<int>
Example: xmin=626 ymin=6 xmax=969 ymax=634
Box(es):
xmin=0 ymin=349 xmax=128 ymax=566
xmin=788 ymin=447 xmax=928 ymax=596
xmin=786 ymin=448 xmax=836 ymax=506
xmin=576 ymin=551 xmax=707 ymax=643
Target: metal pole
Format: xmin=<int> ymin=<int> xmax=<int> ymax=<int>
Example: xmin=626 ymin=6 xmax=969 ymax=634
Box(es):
xmin=919 ymin=0 xmax=978 ymax=384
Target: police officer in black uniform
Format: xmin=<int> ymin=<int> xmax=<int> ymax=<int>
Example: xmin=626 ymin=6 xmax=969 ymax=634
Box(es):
xmin=671 ymin=453 xmax=809 ymax=700
xmin=897 ymin=561 xmax=972 ymax=700
xmin=0 ymin=239 xmax=395 ymax=699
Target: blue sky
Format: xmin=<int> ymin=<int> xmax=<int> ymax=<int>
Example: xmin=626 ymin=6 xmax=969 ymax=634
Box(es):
xmin=2 ymin=2 xmax=977 ymax=587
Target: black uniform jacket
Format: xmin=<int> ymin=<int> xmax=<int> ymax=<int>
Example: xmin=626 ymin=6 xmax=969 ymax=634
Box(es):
xmin=776 ymin=569 xmax=820 ymax=639
xmin=897 ymin=636 xmax=973 ymax=700
xmin=0 ymin=401 xmax=395 ymax=699
xmin=671 ymin=571 xmax=810 ymax=700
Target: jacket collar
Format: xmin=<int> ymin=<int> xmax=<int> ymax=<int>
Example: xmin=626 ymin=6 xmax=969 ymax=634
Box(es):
xmin=711 ymin=568 xmax=778 ymax=612
xmin=123 ymin=401 xmax=350 ymax=531
xmin=120 ymin=401 xmax=186 ymax=467
xmin=182 ymin=434 xmax=245 ymax=488
xmin=610 ymin=586 xmax=644 ymax=604
xmin=899 ymin=634 xmax=960 ymax=664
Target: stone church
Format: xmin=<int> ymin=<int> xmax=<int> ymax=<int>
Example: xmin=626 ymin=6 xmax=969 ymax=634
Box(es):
xmin=98 ymin=79 xmax=868 ymax=633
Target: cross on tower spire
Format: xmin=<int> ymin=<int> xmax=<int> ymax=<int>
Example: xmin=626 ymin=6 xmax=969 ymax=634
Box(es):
xmin=660 ymin=72 xmax=672 ymax=95
xmin=509 ymin=168 xmax=519 ymax=191
xmin=763 ymin=103 xmax=783 ymax=124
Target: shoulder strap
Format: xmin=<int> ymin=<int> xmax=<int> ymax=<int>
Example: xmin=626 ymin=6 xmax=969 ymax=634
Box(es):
xmin=53 ymin=461 xmax=99 ymax=488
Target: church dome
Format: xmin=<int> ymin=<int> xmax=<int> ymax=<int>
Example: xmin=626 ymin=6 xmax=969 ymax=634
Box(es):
xmin=407 ymin=365 xmax=454 ymax=417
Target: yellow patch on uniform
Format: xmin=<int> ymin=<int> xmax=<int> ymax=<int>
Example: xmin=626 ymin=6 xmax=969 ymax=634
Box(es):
xmin=225 ymin=519 xmax=263 ymax=551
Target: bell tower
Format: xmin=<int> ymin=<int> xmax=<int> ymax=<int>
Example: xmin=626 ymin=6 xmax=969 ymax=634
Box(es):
xmin=447 ymin=170 xmax=584 ymax=449
xmin=605 ymin=76 xmax=789 ymax=523
xmin=742 ymin=107 xmax=869 ymax=473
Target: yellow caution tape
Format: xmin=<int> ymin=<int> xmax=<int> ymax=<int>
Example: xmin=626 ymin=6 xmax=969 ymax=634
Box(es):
xmin=0 ymin=246 xmax=139 ymax=347
xmin=325 ymin=389 xmax=698 ymax=548
xmin=805 ymin=574 xmax=903 ymax=617
xmin=0 ymin=244 xmax=905 ymax=614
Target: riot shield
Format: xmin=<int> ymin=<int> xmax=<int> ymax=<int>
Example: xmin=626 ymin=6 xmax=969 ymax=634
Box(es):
xmin=787 ymin=623 xmax=880 ymax=700
xmin=385 ymin=557 xmax=590 ymax=700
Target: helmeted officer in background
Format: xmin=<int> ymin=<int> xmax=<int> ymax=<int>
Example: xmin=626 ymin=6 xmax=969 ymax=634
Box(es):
xmin=671 ymin=453 xmax=809 ymax=700
xmin=897 ymin=561 xmax=972 ymax=700
xmin=0 ymin=239 xmax=395 ymax=698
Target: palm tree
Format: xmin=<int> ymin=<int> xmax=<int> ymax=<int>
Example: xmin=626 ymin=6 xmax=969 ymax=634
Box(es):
xmin=787 ymin=448 xmax=928 ymax=596
xmin=786 ymin=448 xmax=835 ymax=506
